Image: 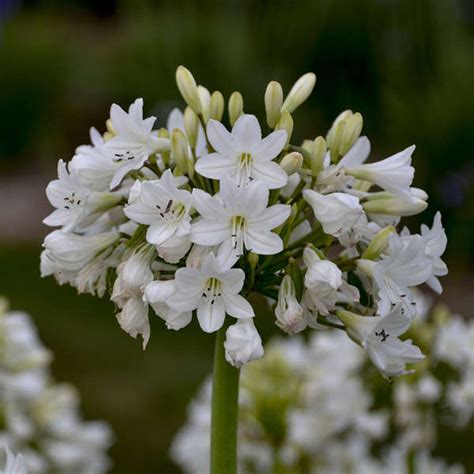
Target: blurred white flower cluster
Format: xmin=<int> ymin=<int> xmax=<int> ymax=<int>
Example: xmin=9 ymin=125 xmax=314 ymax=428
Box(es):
xmin=41 ymin=66 xmax=447 ymax=376
xmin=172 ymin=298 xmax=472 ymax=474
xmin=0 ymin=299 xmax=113 ymax=473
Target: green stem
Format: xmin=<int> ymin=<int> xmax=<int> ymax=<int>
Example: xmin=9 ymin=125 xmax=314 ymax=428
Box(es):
xmin=211 ymin=325 xmax=240 ymax=474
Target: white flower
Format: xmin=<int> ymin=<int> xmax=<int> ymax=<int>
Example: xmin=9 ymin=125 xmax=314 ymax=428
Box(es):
xmin=2 ymin=446 xmax=28 ymax=474
xmin=303 ymin=248 xmax=359 ymax=316
xmin=124 ymin=170 xmax=193 ymax=247
xmin=70 ymin=128 xmax=122 ymax=192
xmin=303 ymin=189 xmax=364 ymax=236
xmin=115 ymin=297 xmax=150 ymax=349
xmin=373 ymin=233 xmax=432 ymax=316
xmin=275 ymin=276 xmax=305 ymax=334
xmin=420 ymin=212 xmax=448 ymax=293
xmin=195 ymin=114 xmax=288 ymax=188
xmin=337 ymin=304 xmax=424 ymax=378
xmin=104 ymin=98 xmax=170 ymax=188
xmin=167 ymin=253 xmax=254 ymax=333
xmin=42 ymin=230 xmax=120 ymax=272
xmin=144 ymin=280 xmax=192 ymax=331
xmin=191 ymin=178 xmax=291 ymax=265
xmin=345 ymin=145 xmax=416 ymax=200
xmin=224 ymin=319 xmax=264 ymax=368
xmin=43 ymin=160 xmax=122 ymax=231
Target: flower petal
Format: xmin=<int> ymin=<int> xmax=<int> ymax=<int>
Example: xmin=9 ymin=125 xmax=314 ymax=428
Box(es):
xmin=191 ymin=219 xmax=230 ymax=246
xmin=146 ymin=222 xmax=177 ymax=245
xmin=232 ymin=114 xmax=261 ymax=150
xmin=207 ymin=119 xmax=238 ymax=155
xmin=195 ymin=153 xmax=237 ymax=180
xmin=197 ymin=298 xmax=226 ymax=333
xmin=223 ymin=293 xmax=255 ymax=319
xmin=245 ymin=229 xmax=283 ymax=255
xmin=251 ymin=161 xmax=288 ymax=189
xmin=248 ymin=204 xmax=291 ymax=231
xmin=253 ymin=130 xmax=287 ymax=162
xmin=192 ymin=189 xmax=227 ymax=219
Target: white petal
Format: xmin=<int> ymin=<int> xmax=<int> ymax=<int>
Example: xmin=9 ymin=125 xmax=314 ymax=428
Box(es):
xmin=191 ymin=219 xmax=230 ymax=246
xmin=253 ymin=130 xmax=287 ymax=162
xmin=339 ymin=136 xmax=371 ymax=168
xmin=197 ymin=298 xmax=226 ymax=333
xmin=207 ymin=119 xmax=238 ymax=155
xmin=124 ymin=202 xmax=159 ymax=225
xmin=220 ymin=268 xmax=245 ymax=294
xmin=251 ymin=161 xmax=288 ymax=189
xmin=195 ymin=153 xmax=237 ymax=180
xmin=146 ymin=222 xmax=177 ymax=245
xmin=245 ymin=229 xmax=283 ymax=255
xmin=232 ymin=114 xmax=262 ymax=150
xmin=192 ymin=188 xmax=227 ymax=219
xmin=248 ymin=204 xmax=291 ymax=231
xmin=223 ymin=293 xmax=255 ymax=319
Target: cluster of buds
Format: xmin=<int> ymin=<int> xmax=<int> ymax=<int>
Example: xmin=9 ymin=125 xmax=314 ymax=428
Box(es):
xmin=41 ymin=66 xmax=447 ymax=376
xmin=0 ymin=298 xmax=113 ymax=473
xmin=172 ymin=298 xmax=471 ymax=474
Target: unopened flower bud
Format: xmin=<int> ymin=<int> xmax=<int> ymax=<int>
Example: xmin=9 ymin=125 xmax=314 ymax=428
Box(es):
xmin=171 ymin=128 xmax=190 ymax=175
xmin=198 ymin=86 xmax=211 ymax=123
xmin=176 ymin=65 xmax=202 ymax=114
xmin=224 ymin=319 xmax=264 ymax=368
xmin=264 ymin=80 xmax=283 ymax=128
xmin=248 ymin=252 xmax=259 ymax=270
xmin=329 ymin=119 xmax=346 ymax=162
xmin=275 ymin=275 xmax=305 ymax=334
xmin=361 ymin=226 xmax=395 ymax=260
xmin=228 ymin=91 xmax=244 ymax=126
xmin=184 ymin=107 xmax=199 ymax=148
xmin=280 ymin=152 xmax=303 ymax=175
xmin=209 ymin=91 xmax=225 ymax=121
xmin=363 ymin=196 xmax=428 ymax=216
xmin=106 ymin=118 xmax=115 ymax=135
xmin=339 ymin=112 xmax=363 ymax=156
xmin=310 ymin=136 xmax=327 ymax=176
xmin=281 ymin=72 xmax=316 ymax=114
xmin=276 ymin=111 xmax=293 ymax=147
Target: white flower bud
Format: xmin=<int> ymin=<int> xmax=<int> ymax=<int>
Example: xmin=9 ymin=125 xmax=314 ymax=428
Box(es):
xmin=363 ymin=196 xmax=428 ymax=216
xmin=228 ymin=91 xmax=244 ymax=126
xmin=264 ymin=80 xmax=283 ymax=128
xmin=281 ymin=72 xmax=316 ymax=114
xmin=224 ymin=319 xmax=264 ymax=368
xmin=339 ymin=112 xmax=363 ymax=156
xmin=276 ymin=111 xmax=293 ymax=147
xmin=184 ymin=107 xmax=199 ymax=149
xmin=171 ymin=128 xmax=191 ymax=176
xmin=326 ymin=109 xmax=353 ymax=146
xmin=280 ymin=152 xmax=303 ymax=175
xmin=209 ymin=91 xmax=225 ymax=121
xmin=310 ymin=136 xmax=326 ymax=176
xmin=275 ymin=275 xmax=305 ymax=334
xmin=176 ymin=65 xmax=202 ymax=114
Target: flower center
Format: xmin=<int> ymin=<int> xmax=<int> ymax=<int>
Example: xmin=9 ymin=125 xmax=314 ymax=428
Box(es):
xmin=231 ymin=215 xmax=246 ymax=256
xmin=113 ymin=150 xmax=136 ymax=162
xmin=237 ymin=152 xmax=253 ymax=186
xmin=374 ymin=328 xmax=389 ymax=342
xmin=63 ymin=192 xmax=82 ymax=210
xmin=202 ymin=277 xmax=222 ymax=305
xmin=156 ymin=200 xmax=186 ymax=222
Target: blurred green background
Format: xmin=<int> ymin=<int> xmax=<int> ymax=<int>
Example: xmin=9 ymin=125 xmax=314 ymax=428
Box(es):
xmin=0 ymin=0 xmax=473 ymax=472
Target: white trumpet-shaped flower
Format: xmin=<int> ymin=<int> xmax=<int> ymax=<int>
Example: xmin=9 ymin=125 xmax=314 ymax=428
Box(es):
xmin=167 ymin=253 xmax=254 ymax=333
xmin=275 ymin=276 xmax=305 ymax=334
xmin=191 ymin=178 xmax=291 ymax=265
xmin=42 ymin=230 xmax=120 ymax=272
xmin=104 ymin=98 xmax=170 ymax=188
xmin=195 ymin=114 xmax=288 ymax=188
xmin=115 ymin=297 xmax=150 ymax=349
xmin=345 ymin=146 xmax=416 ymax=201
xmin=303 ymin=189 xmax=363 ymax=236
xmin=144 ymin=280 xmax=192 ymax=331
xmin=124 ymin=170 xmax=193 ymax=247
xmin=337 ymin=304 xmax=425 ymax=378
xmin=43 ymin=160 xmax=121 ymax=231
xmin=224 ymin=319 xmax=264 ymax=368
xmin=420 ymin=212 xmax=448 ymax=294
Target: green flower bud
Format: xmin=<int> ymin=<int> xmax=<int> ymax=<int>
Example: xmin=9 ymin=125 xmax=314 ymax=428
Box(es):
xmin=171 ymin=128 xmax=190 ymax=175
xmin=363 ymin=196 xmax=428 ymax=216
xmin=184 ymin=107 xmax=199 ymax=149
xmin=280 ymin=152 xmax=303 ymax=175
xmin=228 ymin=91 xmax=244 ymax=126
xmin=361 ymin=226 xmax=396 ymax=260
xmin=210 ymin=91 xmax=225 ymax=121
xmin=248 ymin=252 xmax=259 ymax=270
xmin=176 ymin=65 xmax=202 ymax=114
xmin=339 ymin=112 xmax=363 ymax=156
xmin=264 ymin=81 xmax=283 ymax=128
xmin=106 ymin=118 xmax=115 ymax=135
xmin=310 ymin=136 xmax=327 ymax=176
xmin=281 ymin=72 xmax=316 ymax=114
xmin=276 ymin=111 xmax=293 ymax=147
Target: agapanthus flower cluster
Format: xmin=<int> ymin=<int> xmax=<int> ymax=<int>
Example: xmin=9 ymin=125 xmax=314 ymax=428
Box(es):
xmin=172 ymin=298 xmax=472 ymax=474
xmin=0 ymin=298 xmax=113 ymax=473
xmin=41 ymin=66 xmax=447 ymax=376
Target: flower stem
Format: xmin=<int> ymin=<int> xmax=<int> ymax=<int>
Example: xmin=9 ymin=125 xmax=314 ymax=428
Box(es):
xmin=211 ymin=324 xmax=240 ymax=474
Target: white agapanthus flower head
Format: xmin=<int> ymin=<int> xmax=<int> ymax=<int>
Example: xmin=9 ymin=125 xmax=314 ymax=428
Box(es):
xmin=41 ymin=65 xmax=447 ymax=375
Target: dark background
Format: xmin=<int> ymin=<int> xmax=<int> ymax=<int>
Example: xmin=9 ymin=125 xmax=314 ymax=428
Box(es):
xmin=0 ymin=1 xmax=473 ymax=472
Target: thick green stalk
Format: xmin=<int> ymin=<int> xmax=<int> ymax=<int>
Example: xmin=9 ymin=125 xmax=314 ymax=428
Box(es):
xmin=211 ymin=325 xmax=240 ymax=474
